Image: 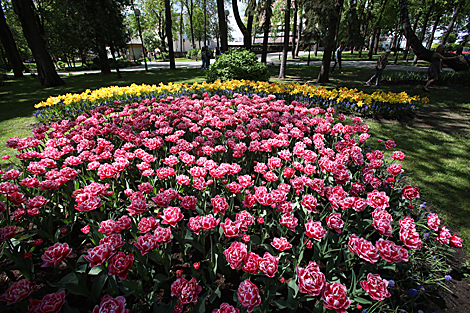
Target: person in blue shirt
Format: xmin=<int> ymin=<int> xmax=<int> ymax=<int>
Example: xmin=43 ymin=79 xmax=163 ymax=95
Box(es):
xmin=201 ymin=47 xmax=206 ymax=70
xmin=331 ymin=43 xmax=344 ymax=74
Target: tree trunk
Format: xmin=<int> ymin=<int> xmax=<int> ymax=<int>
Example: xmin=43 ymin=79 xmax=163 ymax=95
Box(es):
xmin=307 ymin=47 xmax=311 ymax=66
xmin=391 ymin=32 xmax=399 ymax=52
xmin=317 ymin=0 xmax=344 ymax=83
xmin=314 ymin=43 xmax=318 ymax=56
xmin=110 ymin=45 xmax=121 ymax=79
xmin=399 ymin=0 xmax=468 ymax=71
xmin=413 ymin=0 xmax=434 ymax=65
xmin=12 ymin=0 xmax=64 ymax=86
xmin=440 ymin=1 xmax=463 ymax=44
xmin=403 ymin=11 xmax=421 ymax=60
xmin=165 ymin=0 xmax=176 ymax=69
xmin=426 ymin=15 xmax=440 ymax=49
xmin=368 ymin=29 xmax=377 ymax=60
xmin=0 ymin=4 xmax=24 ymax=78
xmin=295 ymin=15 xmax=302 ymax=57
xmin=395 ymin=35 xmax=402 ymax=63
xmin=180 ymin=2 xmax=184 ymax=52
xmin=204 ymin=0 xmax=207 ymax=45
xmin=245 ymin=14 xmax=253 ymax=50
xmin=373 ymin=28 xmax=380 ymax=54
xmin=233 ymin=0 xmax=254 ymax=50
xmin=368 ymin=0 xmax=388 ymax=59
xmin=358 ymin=0 xmax=373 ymax=59
xmin=261 ymin=0 xmax=272 ymax=63
xmin=291 ymin=0 xmax=298 ymax=59
xmin=217 ymin=0 xmax=228 ymax=51
xmin=232 ymin=0 xmax=247 ymax=38
xmin=189 ymin=0 xmax=195 ymax=47
xmin=278 ymin=0 xmax=291 ymax=79
xmin=98 ymin=44 xmax=111 ymax=74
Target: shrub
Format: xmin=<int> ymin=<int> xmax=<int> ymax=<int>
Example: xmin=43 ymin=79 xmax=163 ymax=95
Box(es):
xmin=430 ymin=43 xmax=462 ymax=52
xmin=1 ymin=92 xmax=462 ymax=312
xmin=56 ymin=61 xmax=67 ymax=70
xmin=186 ymin=48 xmax=201 ymax=60
xmin=205 ymin=49 xmax=269 ymax=82
xmin=109 ymin=59 xmax=140 ymax=69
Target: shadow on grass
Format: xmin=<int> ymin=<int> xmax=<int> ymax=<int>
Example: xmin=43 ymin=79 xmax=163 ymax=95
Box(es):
xmin=268 ymin=65 xmax=470 ymax=109
xmin=368 ymin=119 xmax=470 ymax=253
xmin=0 ymin=68 xmax=206 ymax=122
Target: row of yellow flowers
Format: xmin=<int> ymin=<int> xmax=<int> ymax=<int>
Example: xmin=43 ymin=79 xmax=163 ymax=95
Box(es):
xmin=34 ymin=80 xmax=428 ymax=109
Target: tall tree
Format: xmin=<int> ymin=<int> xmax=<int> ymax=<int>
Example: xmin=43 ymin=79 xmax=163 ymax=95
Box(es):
xmin=165 ymin=0 xmax=176 ymax=69
xmin=440 ymin=0 xmax=464 ymax=44
xmin=402 ymin=8 xmax=420 ymax=60
xmin=398 ymin=0 xmax=468 ymax=71
xmin=216 ymin=0 xmax=228 ymax=51
xmin=261 ymin=0 xmax=272 ymax=63
xmin=233 ymin=0 xmax=256 ymax=50
xmin=278 ymin=0 xmax=291 ymax=79
xmin=183 ymin=0 xmax=196 ymax=47
xmin=340 ymin=0 xmax=364 ymax=54
xmin=291 ymin=0 xmax=298 ymax=58
xmin=368 ymin=0 xmax=388 ymax=60
xmin=412 ymin=0 xmax=435 ymax=65
xmin=316 ymin=0 xmax=344 ymax=83
xmin=426 ymin=14 xmax=441 ymax=49
xmin=12 ymin=0 xmax=64 ymax=86
xmin=0 ymin=3 xmax=24 ymax=78
xmin=356 ymin=0 xmax=375 ymax=58
xmin=179 ymin=0 xmax=184 ymax=52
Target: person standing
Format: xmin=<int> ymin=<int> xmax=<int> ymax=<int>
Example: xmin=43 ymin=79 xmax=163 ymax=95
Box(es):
xmin=366 ymin=50 xmax=391 ymax=86
xmin=331 ymin=43 xmax=344 ymax=74
xmin=201 ymin=46 xmax=206 ymax=70
xmin=205 ymin=46 xmax=210 ymax=70
xmin=423 ymin=45 xmax=458 ymax=92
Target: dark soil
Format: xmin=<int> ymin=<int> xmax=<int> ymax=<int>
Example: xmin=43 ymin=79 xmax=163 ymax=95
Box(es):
xmin=420 ymin=248 xmax=470 ymax=313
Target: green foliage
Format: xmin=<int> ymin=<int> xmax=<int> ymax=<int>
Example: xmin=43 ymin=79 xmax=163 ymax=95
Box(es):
xmin=186 ymin=48 xmax=201 ymax=60
xmin=431 ymin=43 xmax=463 ymax=52
xmin=205 ymin=49 xmax=269 ymax=82
xmin=110 ymin=59 xmax=141 ymax=68
xmin=448 ymin=43 xmax=463 ymax=52
xmin=383 ymin=70 xmax=470 ymax=85
xmin=446 ymin=33 xmax=457 ymax=44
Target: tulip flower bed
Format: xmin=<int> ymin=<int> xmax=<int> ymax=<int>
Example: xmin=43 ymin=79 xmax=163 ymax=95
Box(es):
xmin=1 ymin=92 xmax=461 ymax=313
xmin=33 ymin=80 xmax=427 ymax=123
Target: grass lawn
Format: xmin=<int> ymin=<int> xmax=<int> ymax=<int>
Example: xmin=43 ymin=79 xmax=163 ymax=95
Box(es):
xmin=0 ymin=68 xmax=206 ymax=122
xmin=290 ymin=51 xmax=429 ymax=66
xmin=1 ymin=65 xmax=469 ymax=255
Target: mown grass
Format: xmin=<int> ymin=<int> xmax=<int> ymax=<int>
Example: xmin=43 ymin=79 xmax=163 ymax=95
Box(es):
xmin=291 ymin=50 xmax=428 ymax=65
xmin=0 ymin=67 xmax=206 ymax=122
xmin=1 ymin=64 xmax=470 ymax=255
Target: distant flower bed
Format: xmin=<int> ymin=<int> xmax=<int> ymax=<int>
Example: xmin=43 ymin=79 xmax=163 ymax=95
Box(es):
xmin=1 ymin=92 xmax=460 ymax=313
xmin=33 ymin=80 xmax=427 ymax=122
xmin=383 ymin=70 xmax=470 ymax=85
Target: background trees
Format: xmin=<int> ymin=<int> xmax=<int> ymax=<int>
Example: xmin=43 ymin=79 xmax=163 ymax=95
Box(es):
xmin=2 ymin=0 xmax=469 ymax=86
xmin=0 ymin=2 xmax=24 ymax=77
xmin=11 ymin=0 xmax=64 ymax=86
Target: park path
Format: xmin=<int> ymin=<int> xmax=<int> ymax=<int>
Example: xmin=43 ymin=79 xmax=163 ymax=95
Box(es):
xmin=44 ymin=52 xmax=444 ymax=76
